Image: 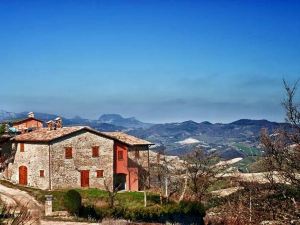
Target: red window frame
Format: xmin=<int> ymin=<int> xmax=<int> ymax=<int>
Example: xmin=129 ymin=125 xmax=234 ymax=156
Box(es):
xmin=92 ymin=146 xmax=99 ymax=157
xmin=96 ymin=170 xmax=104 ymax=178
xmin=20 ymin=143 xmax=25 ymax=152
xmin=118 ymin=150 xmax=123 ymax=160
xmin=40 ymin=170 xmax=44 ymax=177
xmin=65 ymin=147 xmax=73 ymax=159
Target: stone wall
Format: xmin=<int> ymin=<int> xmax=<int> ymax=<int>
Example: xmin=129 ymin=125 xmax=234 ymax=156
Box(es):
xmin=50 ymin=130 xmax=114 ymax=190
xmin=128 ymin=146 xmax=150 ymax=189
xmin=9 ymin=142 xmax=50 ymax=190
xmin=128 ymin=146 xmax=149 ymax=170
xmin=8 ymin=130 xmax=148 ymax=192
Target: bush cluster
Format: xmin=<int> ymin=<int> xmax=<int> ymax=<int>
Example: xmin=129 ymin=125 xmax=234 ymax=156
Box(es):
xmin=63 ymin=190 xmax=82 ymax=215
xmin=64 ymin=190 xmax=205 ymax=224
xmin=96 ymin=201 xmax=205 ymax=224
xmin=64 ymin=190 xmax=102 ymax=220
xmin=79 ymin=205 xmax=101 ymax=220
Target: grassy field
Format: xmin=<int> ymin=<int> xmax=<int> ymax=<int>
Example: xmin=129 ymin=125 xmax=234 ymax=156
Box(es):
xmin=233 ymin=156 xmax=262 ymax=173
xmin=234 ymin=143 xmax=262 ymax=156
xmin=0 ymin=180 xmax=160 ymax=211
xmin=76 ymin=188 xmax=160 ymax=208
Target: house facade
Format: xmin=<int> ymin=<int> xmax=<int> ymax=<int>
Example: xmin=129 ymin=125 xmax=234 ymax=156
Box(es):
xmin=0 ymin=112 xmax=44 ymax=171
xmin=6 ymin=126 xmax=152 ymax=191
xmin=10 ymin=112 xmax=44 ymax=133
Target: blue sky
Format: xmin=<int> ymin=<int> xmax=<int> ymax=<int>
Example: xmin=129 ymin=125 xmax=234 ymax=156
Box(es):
xmin=0 ymin=0 xmax=300 ymax=123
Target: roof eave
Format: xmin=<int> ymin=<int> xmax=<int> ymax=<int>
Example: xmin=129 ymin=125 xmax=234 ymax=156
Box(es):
xmin=11 ymin=127 xmax=154 ymax=146
xmin=13 ymin=139 xmax=50 ymax=144
xmin=12 ymin=118 xmax=44 ymax=125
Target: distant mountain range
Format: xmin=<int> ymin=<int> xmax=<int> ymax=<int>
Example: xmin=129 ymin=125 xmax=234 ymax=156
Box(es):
xmin=98 ymin=114 xmax=153 ymax=129
xmin=0 ymin=110 xmax=148 ymax=131
xmin=128 ymin=119 xmax=287 ymax=156
xmin=0 ymin=110 xmax=287 ymax=159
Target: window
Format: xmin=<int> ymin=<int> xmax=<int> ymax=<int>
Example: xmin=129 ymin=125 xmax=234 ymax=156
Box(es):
xmin=65 ymin=147 xmax=73 ymax=159
xmin=20 ymin=143 xmax=25 ymax=152
xmin=92 ymin=146 xmax=99 ymax=157
xmin=96 ymin=170 xmax=104 ymax=178
xmin=40 ymin=170 xmax=44 ymax=177
xmin=118 ymin=150 xmax=123 ymax=160
xmin=135 ymin=150 xmax=140 ymax=159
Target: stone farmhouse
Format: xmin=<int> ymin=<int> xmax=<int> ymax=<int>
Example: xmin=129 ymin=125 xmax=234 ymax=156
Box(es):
xmin=4 ymin=119 xmax=153 ymax=191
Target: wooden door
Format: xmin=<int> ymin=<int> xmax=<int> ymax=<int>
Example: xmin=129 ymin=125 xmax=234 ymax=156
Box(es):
xmin=80 ymin=170 xmax=89 ymax=187
xmin=19 ymin=166 xmax=27 ymax=185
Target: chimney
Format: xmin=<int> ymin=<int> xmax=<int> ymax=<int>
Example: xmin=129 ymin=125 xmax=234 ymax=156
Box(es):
xmin=28 ymin=112 xmax=35 ymax=118
xmin=54 ymin=117 xmax=62 ymax=129
xmin=46 ymin=120 xmax=54 ymax=130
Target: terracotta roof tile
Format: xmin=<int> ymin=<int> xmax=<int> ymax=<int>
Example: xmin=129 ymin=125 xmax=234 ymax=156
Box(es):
xmin=14 ymin=126 xmax=153 ymax=146
xmin=102 ymin=132 xmax=153 ymax=146
xmin=12 ymin=117 xmax=44 ymax=125
xmin=14 ymin=126 xmax=85 ymax=142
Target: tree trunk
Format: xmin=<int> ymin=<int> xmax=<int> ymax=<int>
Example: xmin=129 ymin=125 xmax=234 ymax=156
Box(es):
xmin=109 ymin=194 xmax=114 ymax=208
xmin=179 ymin=171 xmax=188 ymax=202
xmin=160 ymin=193 xmax=163 ymax=205
xmin=144 ymin=186 xmax=147 ymax=207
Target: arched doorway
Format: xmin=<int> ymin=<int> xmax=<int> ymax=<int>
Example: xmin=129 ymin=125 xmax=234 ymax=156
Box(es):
xmin=114 ymin=173 xmax=126 ymax=191
xmin=19 ymin=166 xmax=27 ymax=185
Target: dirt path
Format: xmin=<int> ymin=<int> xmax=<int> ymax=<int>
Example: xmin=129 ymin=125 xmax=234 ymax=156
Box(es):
xmin=40 ymin=220 xmax=128 ymax=225
xmin=222 ymin=171 xmax=287 ymax=184
xmin=41 ymin=221 xmax=102 ymax=225
xmin=0 ymin=183 xmax=43 ymax=224
xmin=211 ymin=186 xmax=243 ymax=197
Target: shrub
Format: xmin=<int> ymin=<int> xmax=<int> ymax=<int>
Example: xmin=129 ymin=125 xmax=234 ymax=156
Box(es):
xmin=93 ymin=201 xmax=206 ymax=224
xmin=178 ymin=201 xmax=206 ymax=217
xmin=79 ymin=205 xmax=101 ymax=220
xmin=64 ymin=189 xmax=82 ymax=215
xmin=0 ymin=124 xmax=5 ymax=135
xmin=122 ymin=205 xmax=163 ymax=222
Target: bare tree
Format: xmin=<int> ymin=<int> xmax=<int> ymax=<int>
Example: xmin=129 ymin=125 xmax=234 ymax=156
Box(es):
xmin=258 ymin=79 xmax=300 ymax=222
xmin=0 ymin=203 xmax=38 ymax=225
xmin=150 ymin=151 xmax=186 ymax=204
xmin=138 ymin=168 xmax=150 ymax=207
xmin=103 ymin=177 xmax=121 ymax=208
xmin=206 ymin=80 xmax=300 ymax=225
xmin=261 ymin=80 xmax=300 ymax=188
xmin=184 ymin=148 xmax=227 ymax=202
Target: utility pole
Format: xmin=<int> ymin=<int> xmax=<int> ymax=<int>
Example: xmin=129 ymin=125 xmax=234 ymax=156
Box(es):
xmin=249 ymin=188 xmax=252 ymax=224
xmin=165 ymin=176 xmax=168 ymax=197
xmin=246 ymin=168 xmax=252 ymax=224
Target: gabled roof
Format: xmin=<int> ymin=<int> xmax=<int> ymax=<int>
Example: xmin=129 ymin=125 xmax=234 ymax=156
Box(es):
xmin=14 ymin=126 xmax=153 ymax=146
xmin=102 ymin=132 xmax=153 ymax=146
xmin=14 ymin=126 xmax=85 ymax=143
xmin=5 ymin=117 xmax=44 ymax=125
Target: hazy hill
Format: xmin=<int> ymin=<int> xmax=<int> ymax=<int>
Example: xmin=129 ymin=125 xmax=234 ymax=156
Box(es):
xmin=0 ymin=111 xmax=125 ymax=132
xmin=98 ymin=114 xmax=153 ymax=129
xmin=128 ymin=119 xmax=287 ymax=158
xmin=0 ymin=110 xmax=287 ymax=159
